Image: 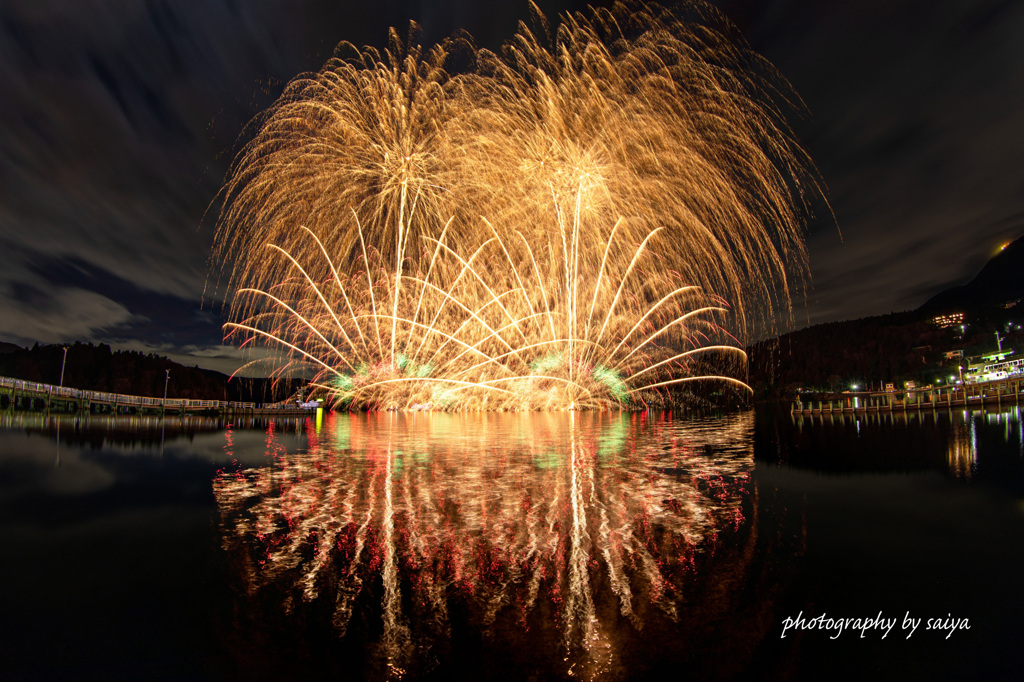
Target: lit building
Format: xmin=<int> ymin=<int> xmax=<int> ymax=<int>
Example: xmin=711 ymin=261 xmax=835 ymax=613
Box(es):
xmin=932 ymin=312 xmax=965 ymax=328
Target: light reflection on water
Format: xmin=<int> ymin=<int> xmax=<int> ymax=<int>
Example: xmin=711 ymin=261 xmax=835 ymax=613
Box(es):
xmin=214 ymin=410 xmax=755 ymax=680
xmin=4 ymin=407 xmax=1024 ymax=679
xmin=788 ymin=406 xmax=1023 ymax=480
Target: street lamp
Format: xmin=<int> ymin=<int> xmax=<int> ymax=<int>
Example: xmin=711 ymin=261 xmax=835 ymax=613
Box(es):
xmin=163 ymin=370 xmax=170 ymax=413
xmin=58 ymin=346 xmax=68 ymax=388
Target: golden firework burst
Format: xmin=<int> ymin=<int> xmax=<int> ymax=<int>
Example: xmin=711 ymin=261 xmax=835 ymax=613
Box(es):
xmin=214 ymin=2 xmax=820 ymax=411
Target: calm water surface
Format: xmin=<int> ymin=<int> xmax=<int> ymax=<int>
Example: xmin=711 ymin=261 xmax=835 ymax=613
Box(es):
xmin=1 ymin=407 xmax=1022 ymax=680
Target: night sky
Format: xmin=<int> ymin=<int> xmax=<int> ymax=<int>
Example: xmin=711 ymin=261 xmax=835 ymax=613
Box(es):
xmin=2 ymin=0 xmax=1022 ymax=374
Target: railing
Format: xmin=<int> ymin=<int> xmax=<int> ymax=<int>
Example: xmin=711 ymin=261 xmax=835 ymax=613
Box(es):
xmin=1 ymin=376 xmax=264 ymax=412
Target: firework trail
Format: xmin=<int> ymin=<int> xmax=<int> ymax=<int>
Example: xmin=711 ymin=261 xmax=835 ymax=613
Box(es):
xmin=214 ymin=2 xmax=819 ymax=411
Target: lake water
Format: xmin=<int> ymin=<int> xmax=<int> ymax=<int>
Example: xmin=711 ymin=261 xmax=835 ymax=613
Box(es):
xmin=1 ymin=407 xmax=1021 ymax=680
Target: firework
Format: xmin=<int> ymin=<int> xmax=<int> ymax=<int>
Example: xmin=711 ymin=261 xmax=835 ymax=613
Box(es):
xmin=214 ymin=2 xmax=818 ymax=411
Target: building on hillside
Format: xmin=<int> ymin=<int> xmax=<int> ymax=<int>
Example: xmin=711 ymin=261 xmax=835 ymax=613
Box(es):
xmin=932 ymin=312 xmax=965 ymax=328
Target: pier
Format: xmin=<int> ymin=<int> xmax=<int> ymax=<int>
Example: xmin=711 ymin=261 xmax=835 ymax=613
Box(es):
xmin=791 ymin=376 xmax=1024 ymax=415
xmin=0 ymin=376 xmax=314 ymax=416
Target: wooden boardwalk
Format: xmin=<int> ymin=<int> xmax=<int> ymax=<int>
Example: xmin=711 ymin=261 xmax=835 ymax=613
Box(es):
xmin=0 ymin=376 xmax=313 ymax=416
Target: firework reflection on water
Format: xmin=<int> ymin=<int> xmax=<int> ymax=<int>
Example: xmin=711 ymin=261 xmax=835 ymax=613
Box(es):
xmin=215 ymin=409 xmax=755 ymax=679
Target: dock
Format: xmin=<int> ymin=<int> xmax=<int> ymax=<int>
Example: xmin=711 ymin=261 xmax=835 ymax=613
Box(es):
xmin=791 ymin=376 xmax=1024 ymax=415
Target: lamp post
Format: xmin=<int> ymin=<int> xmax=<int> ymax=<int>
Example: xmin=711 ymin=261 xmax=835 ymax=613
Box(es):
xmin=48 ymin=345 xmax=69 ymax=413
xmin=58 ymin=346 xmax=68 ymax=388
xmin=163 ymin=369 xmax=170 ymax=414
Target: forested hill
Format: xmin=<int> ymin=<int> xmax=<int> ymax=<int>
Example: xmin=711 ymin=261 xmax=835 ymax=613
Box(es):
xmin=750 ymin=233 xmax=1024 ymax=399
xmin=747 ymin=312 xmax=943 ymax=396
xmin=748 ymin=306 xmax=1024 ymax=398
xmin=0 ymin=342 xmax=298 ymax=403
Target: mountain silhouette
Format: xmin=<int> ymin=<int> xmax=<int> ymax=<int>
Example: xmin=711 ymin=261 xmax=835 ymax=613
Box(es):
xmin=919 ymin=234 xmax=1024 ymax=315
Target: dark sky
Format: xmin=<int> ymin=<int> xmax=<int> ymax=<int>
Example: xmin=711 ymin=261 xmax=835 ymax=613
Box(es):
xmin=2 ymin=0 xmax=1022 ymax=374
